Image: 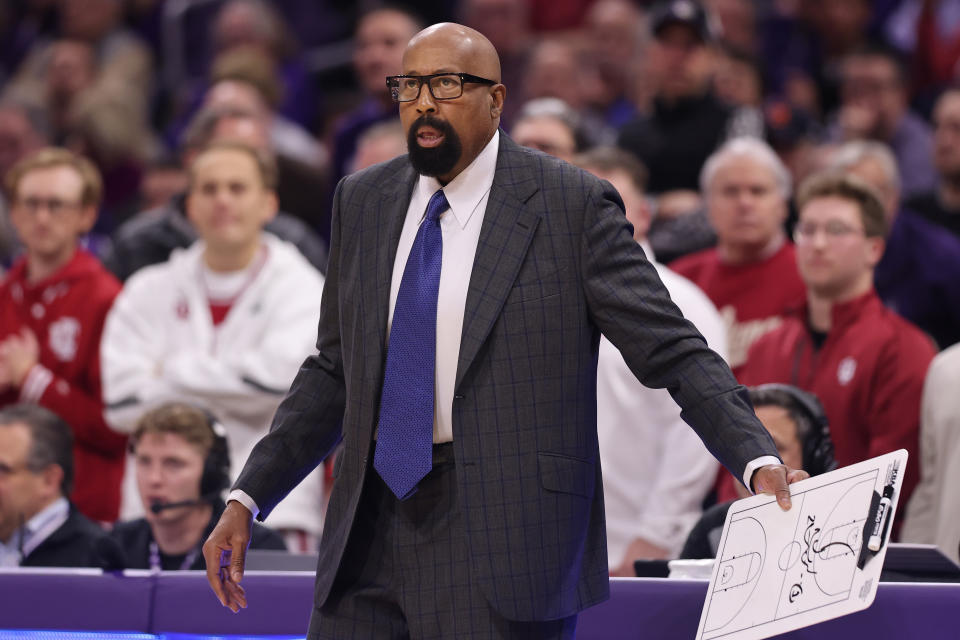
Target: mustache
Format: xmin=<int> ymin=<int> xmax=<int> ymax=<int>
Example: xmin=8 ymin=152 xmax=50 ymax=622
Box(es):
xmin=410 ymin=115 xmax=453 ymax=135
xmin=406 ymin=115 xmax=462 ymax=177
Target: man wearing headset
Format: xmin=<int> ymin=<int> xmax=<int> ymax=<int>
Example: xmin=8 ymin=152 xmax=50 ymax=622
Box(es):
xmin=110 ymin=404 xmax=285 ymax=571
xmin=680 ymin=384 xmax=838 ymax=559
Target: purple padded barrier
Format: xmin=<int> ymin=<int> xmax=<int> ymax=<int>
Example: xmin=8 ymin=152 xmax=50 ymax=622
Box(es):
xmin=579 ymin=579 xmax=706 ymax=639
xmin=578 ymin=578 xmax=960 ymax=639
xmin=2 ymin=571 xmax=959 ymax=638
xmin=150 ymin=571 xmax=314 ymax=636
xmin=779 ymin=581 xmax=960 ymax=639
xmin=0 ymin=569 xmax=152 ymax=632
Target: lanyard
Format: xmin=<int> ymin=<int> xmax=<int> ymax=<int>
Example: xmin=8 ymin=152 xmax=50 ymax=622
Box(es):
xmin=149 ymin=541 xmax=201 ymax=572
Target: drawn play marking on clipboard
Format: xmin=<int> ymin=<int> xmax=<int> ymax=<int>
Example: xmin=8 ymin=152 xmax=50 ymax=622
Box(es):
xmin=696 ymin=449 xmax=907 ymax=640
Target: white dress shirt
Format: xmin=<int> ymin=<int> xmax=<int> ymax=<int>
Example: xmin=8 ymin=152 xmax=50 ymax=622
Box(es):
xmin=387 ymin=131 xmax=499 ymax=443
xmin=227 ymin=132 xmax=499 ymax=517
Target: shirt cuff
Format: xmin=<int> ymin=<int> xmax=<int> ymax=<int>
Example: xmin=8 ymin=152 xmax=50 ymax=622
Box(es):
xmin=742 ymin=456 xmax=783 ymax=494
xmin=227 ymin=489 xmax=260 ymax=519
xmin=19 ymin=364 xmax=53 ymax=403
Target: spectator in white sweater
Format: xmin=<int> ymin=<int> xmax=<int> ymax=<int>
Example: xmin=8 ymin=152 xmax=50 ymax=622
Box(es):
xmin=577 ymin=147 xmax=727 ymax=574
xmin=101 ymin=141 xmax=326 ymax=551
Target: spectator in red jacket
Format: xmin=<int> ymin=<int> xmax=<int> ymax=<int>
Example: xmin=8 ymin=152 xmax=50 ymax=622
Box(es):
xmin=740 ymin=173 xmax=935 ymax=520
xmin=0 ymin=147 xmax=125 ymax=523
xmin=671 ymin=137 xmax=807 ymax=377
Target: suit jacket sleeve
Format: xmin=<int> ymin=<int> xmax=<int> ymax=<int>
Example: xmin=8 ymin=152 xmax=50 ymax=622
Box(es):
xmin=231 ymin=181 xmax=349 ymax=520
xmin=581 ymin=179 xmax=778 ymax=483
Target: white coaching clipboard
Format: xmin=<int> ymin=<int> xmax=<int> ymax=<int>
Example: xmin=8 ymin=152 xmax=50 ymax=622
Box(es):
xmin=695 ymin=449 xmax=908 ymax=640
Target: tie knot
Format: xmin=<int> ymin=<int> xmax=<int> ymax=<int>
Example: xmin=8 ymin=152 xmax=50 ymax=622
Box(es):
xmin=425 ymin=189 xmax=449 ymax=223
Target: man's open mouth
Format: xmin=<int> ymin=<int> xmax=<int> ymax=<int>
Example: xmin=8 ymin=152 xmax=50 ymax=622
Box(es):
xmin=416 ymin=126 xmax=446 ymax=148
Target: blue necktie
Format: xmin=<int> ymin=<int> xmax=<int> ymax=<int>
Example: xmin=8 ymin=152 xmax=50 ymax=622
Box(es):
xmin=374 ymin=188 xmax=448 ymax=500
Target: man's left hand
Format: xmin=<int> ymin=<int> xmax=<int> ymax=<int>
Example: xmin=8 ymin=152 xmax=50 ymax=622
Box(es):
xmin=752 ymin=464 xmax=809 ymax=511
xmin=0 ymin=329 xmax=40 ymax=388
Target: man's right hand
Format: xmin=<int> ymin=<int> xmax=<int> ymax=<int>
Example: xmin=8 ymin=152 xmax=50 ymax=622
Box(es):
xmin=203 ymin=500 xmax=253 ymax=613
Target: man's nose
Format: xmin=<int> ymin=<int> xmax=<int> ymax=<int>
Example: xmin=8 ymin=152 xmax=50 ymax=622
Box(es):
xmin=415 ymin=83 xmax=438 ymax=113
xmin=734 ymin=191 xmax=754 ymax=209
xmin=810 ymin=228 xmax=830 ymax=249
xmin=143 ymin=464 xmax=164 ymax=484
xmin=31 ymin=206 xmax=55 ymax=223
xmin=213 ymin=188 xmax=234 ymax=206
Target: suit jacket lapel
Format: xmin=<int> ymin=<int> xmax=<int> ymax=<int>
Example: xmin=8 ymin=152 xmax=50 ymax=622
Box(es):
xmin=365 ymin=163 xmax=417 ymax=379
xmin=456 ymin=135 xmax=541 ymax=391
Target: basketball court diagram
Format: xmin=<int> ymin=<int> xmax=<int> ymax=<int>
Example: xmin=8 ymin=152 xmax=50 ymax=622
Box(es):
xmin=695 ymin=450 xmax=907 ymax=640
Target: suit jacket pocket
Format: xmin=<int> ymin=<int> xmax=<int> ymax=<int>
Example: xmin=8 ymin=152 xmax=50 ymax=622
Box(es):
xmin=505 ymin=285 xmax=560 ymax=306
xmin=538 ymin=451 xmax=594 ymax=498
xmin=504 ymin=262 xmax=569 ymax=306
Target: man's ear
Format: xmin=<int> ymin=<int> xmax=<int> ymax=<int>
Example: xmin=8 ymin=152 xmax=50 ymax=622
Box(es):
xmin=865 ymin=236 xmax=885 ymax=267
xmin=490 ymin=84 xmax=506 ymax=119
xmin=261 ymin=190 xmax=278 ymax=225
xmin=77 ymin=204 xmax=98 ymax=234
xmin=41 ymin=464 xmax=64 ymax=498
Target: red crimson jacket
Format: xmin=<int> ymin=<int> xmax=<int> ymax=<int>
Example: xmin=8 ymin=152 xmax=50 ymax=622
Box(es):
xmin=0 ymin=250 xmax=125 ymax=522
xmin=738 ymin=290 xmax=935 ymax=516
xmin=670 ymin=242 xmax=806 ymax=377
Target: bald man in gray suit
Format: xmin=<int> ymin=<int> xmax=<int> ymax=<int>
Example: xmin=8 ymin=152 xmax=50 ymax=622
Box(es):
xmin=204 ymin=23 xmax=808 ymax=639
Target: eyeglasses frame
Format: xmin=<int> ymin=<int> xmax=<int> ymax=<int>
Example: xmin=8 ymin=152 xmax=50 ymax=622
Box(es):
xmin=386 ymin=72 xmax=498 ymax=103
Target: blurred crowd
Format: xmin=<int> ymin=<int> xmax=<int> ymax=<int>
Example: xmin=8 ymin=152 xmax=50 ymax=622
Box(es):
xmin=0 ymin=0 xmax=958 ymax=576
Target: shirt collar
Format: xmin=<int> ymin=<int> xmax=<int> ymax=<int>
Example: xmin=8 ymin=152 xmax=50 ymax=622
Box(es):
xmin=829 ymin=289 xmax=880 ymax=329
xmin=0 ymin=533 xmax=19 ymax=567
xmin=20 ymin=497 xmax=69 ymax=558
xmin=414 ymin=130 xmax=500 ymax=230
xmin=639 ymin=239 xmax=658 ymax=264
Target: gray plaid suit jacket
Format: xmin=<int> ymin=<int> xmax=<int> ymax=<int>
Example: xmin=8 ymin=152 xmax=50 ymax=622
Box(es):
xmin=234 ymin=134 xmax=778 ymax=621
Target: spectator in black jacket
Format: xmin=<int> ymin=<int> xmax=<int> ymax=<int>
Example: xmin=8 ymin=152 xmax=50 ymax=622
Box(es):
xmin=0 ymin=404 xmax=107 ymax=567
xmin=110 ymin=404 xmax=285 ymax=571
xmin=618 ymin=0 xmax=760 ymax=196
xmin=101 ymin=105 xmax=327 ymax=281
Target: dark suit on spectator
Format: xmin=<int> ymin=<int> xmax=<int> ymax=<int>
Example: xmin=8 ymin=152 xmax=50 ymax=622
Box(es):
xmin=21 ymin=505 xmax=107 ymax=568
xmin=111 ymin=501 xmax=286 ymax=571
xmin=102 ymin=194 xmax=328 ymax=281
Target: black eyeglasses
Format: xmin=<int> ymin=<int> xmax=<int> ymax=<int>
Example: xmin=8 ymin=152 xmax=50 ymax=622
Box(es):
xmin=15 ymin=196 xmax=84 ymax=217
xmin=386 ymin=73 xmax=497 ymax=103
xmin=793 ymin=221 xmax=866 ymax=244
